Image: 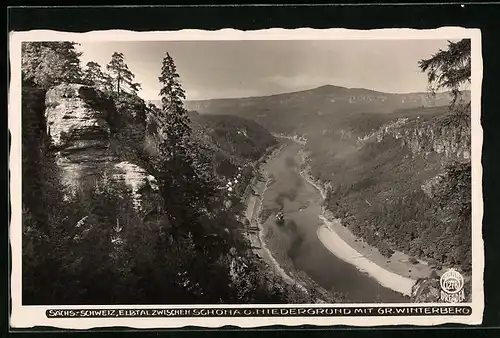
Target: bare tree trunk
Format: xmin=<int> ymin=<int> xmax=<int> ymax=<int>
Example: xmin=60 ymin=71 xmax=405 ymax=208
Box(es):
xmin=117 ymin=70 xmax=121 ymax=95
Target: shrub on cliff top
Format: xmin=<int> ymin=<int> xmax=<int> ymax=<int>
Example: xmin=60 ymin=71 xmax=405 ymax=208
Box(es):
xmin=22 ymin=41 xmax=83 ymax=90
xmin=82 ymin=61 xmax=114 ymax=93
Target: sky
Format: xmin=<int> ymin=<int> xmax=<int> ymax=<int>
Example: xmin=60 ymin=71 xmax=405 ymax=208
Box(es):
xmin=77 ymin=39 xmax=451 ymax=101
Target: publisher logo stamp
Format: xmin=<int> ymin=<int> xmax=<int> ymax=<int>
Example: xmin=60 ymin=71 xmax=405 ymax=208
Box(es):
xmin=440 ymin=268 xmax=465 ymax=303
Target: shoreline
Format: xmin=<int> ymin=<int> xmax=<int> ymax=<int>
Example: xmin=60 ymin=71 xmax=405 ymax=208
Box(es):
xmin=244 ymin=143 xmax=337 ymax=302
xmin=298 ymin=165 xmax=416 ymax=297
xmin=316 ymin=219 xmax=415 ymax=297
xmin=296 ymin=148 xmax=442 ymax=298
xmin=245 ymin=138 xmax=428 ymax=300
xmin=244 ymin=146 xmax=309 ymax=294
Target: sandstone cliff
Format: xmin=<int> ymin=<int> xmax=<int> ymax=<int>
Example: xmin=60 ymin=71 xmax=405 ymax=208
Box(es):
xmin=360 ymin=114 xmax=470 ymax=162
xmin=43 ymin=83 xmax=165 ymax=224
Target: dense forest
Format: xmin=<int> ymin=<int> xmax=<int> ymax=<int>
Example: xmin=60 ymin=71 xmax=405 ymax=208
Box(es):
xmin=191 ymin=114 xmax=277 ymax=162
xmin=20 ymin=42 xmax=317 ymax=305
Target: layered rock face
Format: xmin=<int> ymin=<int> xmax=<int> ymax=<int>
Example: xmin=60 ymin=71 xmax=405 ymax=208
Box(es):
xmin=112 ymin=94 xmax=148 ymax=154
xmin=112 ymin=161 xmax=160 ymax=211
xmin=384 ymin=119 xmax=470 ymax=161
xmin=45 ymin=84 xmax=115 ymax=187
xmin=44 ymin=83 xmax=164 ymax=220
xmin=361 ymin=116 xmax=470 ymax=161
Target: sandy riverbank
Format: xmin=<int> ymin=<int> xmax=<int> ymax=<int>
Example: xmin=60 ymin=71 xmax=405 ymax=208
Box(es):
xmin=317 ymin=219 xmax=415 ymax=296
xmin=297 ymin=152 xmax=439 ymax=297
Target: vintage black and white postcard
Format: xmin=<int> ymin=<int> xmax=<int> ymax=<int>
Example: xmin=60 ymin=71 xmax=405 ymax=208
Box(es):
xmin=9 ymin=27 xmax=483 ymax=329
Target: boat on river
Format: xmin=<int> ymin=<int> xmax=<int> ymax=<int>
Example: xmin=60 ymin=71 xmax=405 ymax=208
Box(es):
xmin=276 ymin=207 xmax=285 ymax=225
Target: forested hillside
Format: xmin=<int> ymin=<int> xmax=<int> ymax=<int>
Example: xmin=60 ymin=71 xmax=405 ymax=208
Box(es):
xmin=20 ymin=42 xmax=317 ymax=305
xmin=319 ymin=106 xmax=471 ymax=270
xmin=192 ymin=114 xmax=277 ymax=160
xmin=310 ymin=39 xmax=473 ymax=280
xmin=189 ymin=114 xmax=277 ymax=189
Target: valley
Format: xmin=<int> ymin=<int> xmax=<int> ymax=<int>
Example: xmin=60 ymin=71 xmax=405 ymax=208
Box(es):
xmin=252 ymin=138 xmax=409 ymax=302
xmin=19 ymin=39 xmax=473 ymax=306
xmin=184 ymin=84 xmax=472 ymax=302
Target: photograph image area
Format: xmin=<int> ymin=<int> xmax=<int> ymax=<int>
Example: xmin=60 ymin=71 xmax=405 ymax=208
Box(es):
xmin=9 ymin=28 xmax=483 ymax=328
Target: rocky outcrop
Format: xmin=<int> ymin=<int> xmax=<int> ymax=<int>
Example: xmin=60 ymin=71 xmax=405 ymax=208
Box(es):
xmin=112 ymin=94 xmax=148 ymax=154
xmin=420 ymin=174 xmax=446 ymax=199
xmin=45 ymin=84 xmax=112 ymax=151
xmin=112 ymin=161 xmax=159 ymax=210
xmin=44 ymin=83 xmax=164 ymax=221
xmin=398 ymin=121 xmax=470 ymax=161
xmin=360 ymin=115 xmax=470 ymax=161
xmin=411 ymin=278 xmax=441 ymax=303
xmin=45 ymin=84 xmax=115 ymax=187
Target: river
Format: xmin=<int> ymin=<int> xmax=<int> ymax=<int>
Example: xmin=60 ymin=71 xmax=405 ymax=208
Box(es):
xmin=259 ymin=139 xmax=409 ymax=303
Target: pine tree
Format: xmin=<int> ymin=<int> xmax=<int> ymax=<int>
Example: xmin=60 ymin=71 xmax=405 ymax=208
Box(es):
xmin=418 ymin=40 xmax=472 ymax=273
xmin=21 ymin=41 xmax=83 ymax=90
xmin=419 ymin=39 xmax=471 ymax=111
xmin=155 ymin=52 xmax=219 ymax=240
xmin=157 ymin=52 xmax=191 ymax=160
xmin=106 ymin=52 xmax=135 ymax=95
xmin=82 ymin=61 xmax=113 ymax=92
xmin=155 ymin=53 xmax=193 ymax=232
xmin=130 ymin=82 xmax=142 ymax=95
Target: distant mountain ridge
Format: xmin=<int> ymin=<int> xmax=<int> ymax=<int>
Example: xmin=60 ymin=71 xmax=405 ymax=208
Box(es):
xmin=183 ymin=84 xmax=468 ymax=106
xmin=178 ymin=85 xmax=470 ymax=136
xmin=187 ymin=84 xmax=459 ymax=102
xmin=147 ymin=84 xmax=469 ymax=110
